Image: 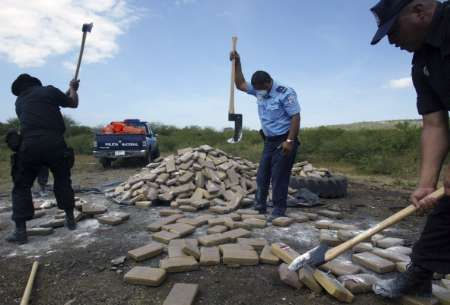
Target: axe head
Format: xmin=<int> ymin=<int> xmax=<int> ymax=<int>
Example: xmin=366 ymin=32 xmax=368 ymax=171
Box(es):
xmin=82 ymin=23 xmax=94 ymax=33
xmin=288 ymin=243 xmax=329 ymax=272
xmin=227 ymin=113 xmax=243 ymax=144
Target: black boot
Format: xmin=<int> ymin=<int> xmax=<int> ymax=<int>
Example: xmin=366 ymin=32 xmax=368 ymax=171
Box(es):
xmin=254 ymin=204 xmax=267 ymax=215
xmin=373 ymin=263 xmax=433 ymax=298
xmin=5 ymin=221 xmax=28 ymax=244
xmin=65 ymin=209 xmax=77 ymax=231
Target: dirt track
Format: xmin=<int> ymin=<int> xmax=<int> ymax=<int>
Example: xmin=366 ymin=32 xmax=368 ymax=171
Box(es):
xmin=0 ymin=164 xmax=426 ymax=305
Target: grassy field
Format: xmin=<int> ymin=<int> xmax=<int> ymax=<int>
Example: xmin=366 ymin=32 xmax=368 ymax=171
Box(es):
xmin=0 ymin=118 xmax=428 ymax=191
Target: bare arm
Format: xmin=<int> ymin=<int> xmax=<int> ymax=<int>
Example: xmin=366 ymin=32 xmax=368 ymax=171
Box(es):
xmin=65 ymin=80 xmax=79 ymax=108
xmin=287 ymin=114 xmax=301 ymax=141
xmin=281 ymin=114 xmax=301 ymax=156
xmin=230 ymin=51 xmax=248 ymax=92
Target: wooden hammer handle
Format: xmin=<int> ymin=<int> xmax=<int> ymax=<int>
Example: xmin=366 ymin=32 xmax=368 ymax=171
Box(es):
xmin=20 ymin=261 xmax=39 ymax=305
xmin=74 ymin=31 xmax=88 ymax=81
xmin=325 ymin=187 xmax=445 ymax=262
xmin=229 ymin=36 xmax=238 ymax=114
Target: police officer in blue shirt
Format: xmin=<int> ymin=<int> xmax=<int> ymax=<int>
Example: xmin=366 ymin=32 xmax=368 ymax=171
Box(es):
xmin=230 ymin=51 xmax=301 ymax=220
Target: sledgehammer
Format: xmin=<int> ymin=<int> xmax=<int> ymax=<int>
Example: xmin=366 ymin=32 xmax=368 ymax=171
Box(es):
xmin=288 ymin=187 xmax=445 ymax=272
xmin=227 ymin=36 xmax=243 ymax=144
xmin=74 ymin=23 xmax=94 ymax=81
xmin=20 ymin=261 xmax=39 ymax=305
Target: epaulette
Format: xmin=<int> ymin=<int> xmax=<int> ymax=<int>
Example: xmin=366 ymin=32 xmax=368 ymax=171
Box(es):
xmin=276 ymin=86 xmax=287 ymax=93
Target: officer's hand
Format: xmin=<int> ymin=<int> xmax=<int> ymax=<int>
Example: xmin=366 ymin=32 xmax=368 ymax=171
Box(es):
xmin=70 ymin=79 xmax=80 ymax=91
xmin=281 ymin=141 xmax=293 ymax=156
xmin=444 ymin=165 xmax=450 ymax=196
xmin=230 ymin=51 xmax=240 ymax=62
xmin=410 ymin=187 xmax=437 ymax=212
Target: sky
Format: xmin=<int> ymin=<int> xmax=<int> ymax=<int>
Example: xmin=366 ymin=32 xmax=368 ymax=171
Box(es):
xmin=0 ymin=0 xmax=422 ymax=130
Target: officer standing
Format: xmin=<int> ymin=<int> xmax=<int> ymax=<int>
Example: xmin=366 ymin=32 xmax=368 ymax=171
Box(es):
xmin=6 ymin=74 xmax=80 ymax=244
xmin=370 ymin=0 xmax=450 ymax=298
xmin=230 ymin=51 xmax=301 ymax=221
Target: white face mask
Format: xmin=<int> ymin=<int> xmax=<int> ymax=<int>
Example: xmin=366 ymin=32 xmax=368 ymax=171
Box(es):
xmin=256 ymin=90 xmax=268 ymax=100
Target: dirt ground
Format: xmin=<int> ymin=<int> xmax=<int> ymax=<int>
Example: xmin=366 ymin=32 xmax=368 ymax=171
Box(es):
xmin=0 ymin=162 xmax=427 ymax=305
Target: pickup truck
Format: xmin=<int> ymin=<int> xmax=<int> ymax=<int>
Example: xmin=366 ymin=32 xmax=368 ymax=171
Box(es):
xmin=93 ymin=119 xmax=160 ymax=168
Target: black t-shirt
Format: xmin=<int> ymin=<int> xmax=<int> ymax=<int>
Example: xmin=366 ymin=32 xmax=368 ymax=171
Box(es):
xmin=412 ymin=1 xmax=450 ymax=115
xmin=15 ymin=85 xmax=73 ymax=136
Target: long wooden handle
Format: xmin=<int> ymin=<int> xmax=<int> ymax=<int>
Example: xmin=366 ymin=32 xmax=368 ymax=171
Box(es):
xmin=74 ymin=31 xmax=88 ymax=80
xmin=20 ymin=261 xmax=39 ymax=305
xmin=325 ymin=187 xmax=445 ymax=262
xmin=229 ymin=36 xmax=238 ymax=114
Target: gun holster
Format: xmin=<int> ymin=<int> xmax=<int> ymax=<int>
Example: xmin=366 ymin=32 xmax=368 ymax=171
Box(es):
xmin=259 ymin=129 xmax=266 ymax=142
xmin=5 ymin=129 xmax=22 ymax=152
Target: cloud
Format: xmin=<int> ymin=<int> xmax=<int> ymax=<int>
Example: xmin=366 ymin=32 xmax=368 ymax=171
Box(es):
xmin=0 ymin=0 xmax=140 ymax=68
xmin=388 ymin=77 xmax=413 ymax=89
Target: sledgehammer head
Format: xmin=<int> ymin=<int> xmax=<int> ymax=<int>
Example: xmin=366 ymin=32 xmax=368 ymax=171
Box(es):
xmin=288 ymin=243 xmax=329 ymax=272
xmin=82 ymin=23 xmax=94 ymax=33
xmin=227 ymin=113 xmax=243 ymax=144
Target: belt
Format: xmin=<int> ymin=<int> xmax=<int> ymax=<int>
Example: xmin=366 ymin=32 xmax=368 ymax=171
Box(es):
xmin=22 ymin=129 xmax=64 ymax=138
xmin=266 ymin=133 xmax=289 ymax=142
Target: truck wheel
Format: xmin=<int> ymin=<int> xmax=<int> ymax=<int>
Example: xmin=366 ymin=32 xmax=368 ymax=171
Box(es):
xmin=100 ymin=158 xmax=112 ymax=169
xmin=151 ymin=147 xmax=160 ymax=160
xmin=290 ymin=175 xmax=348 ymax=199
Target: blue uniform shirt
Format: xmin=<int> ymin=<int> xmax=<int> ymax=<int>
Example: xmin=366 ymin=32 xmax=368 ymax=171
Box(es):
xmin=246 ymin=81 xmax=301 ymax=137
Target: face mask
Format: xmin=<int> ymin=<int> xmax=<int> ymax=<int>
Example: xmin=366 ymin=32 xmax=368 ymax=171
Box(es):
xmin=256 ymin=90 xmax=268 ymax=100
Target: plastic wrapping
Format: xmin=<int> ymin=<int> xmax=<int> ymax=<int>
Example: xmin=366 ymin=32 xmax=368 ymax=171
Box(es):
xmin=338 ymin=274 xmax=379 ymax=294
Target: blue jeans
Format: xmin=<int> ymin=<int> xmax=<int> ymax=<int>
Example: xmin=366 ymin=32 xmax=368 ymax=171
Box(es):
xmin=256 ymin=138 xmax=299 ymax=216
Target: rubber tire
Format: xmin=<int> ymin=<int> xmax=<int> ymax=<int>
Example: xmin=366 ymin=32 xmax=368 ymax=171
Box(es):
xmin=150 ymin=147 xmax=160 ymax=160
xmin=100 ymin=158 xmax=112 ymax=169
xmin=290 ymin=175 xmax=348 ymax=199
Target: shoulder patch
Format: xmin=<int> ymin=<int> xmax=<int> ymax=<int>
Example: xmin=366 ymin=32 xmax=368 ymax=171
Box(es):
xmin=285 ymin=93 xmax=296 ymax=105
xmin=276 ymin=86 xmax=287 ymax=93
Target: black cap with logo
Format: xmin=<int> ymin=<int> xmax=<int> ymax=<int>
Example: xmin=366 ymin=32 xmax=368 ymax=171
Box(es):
xmin=370 ymin=0 xmax=414 ymax=45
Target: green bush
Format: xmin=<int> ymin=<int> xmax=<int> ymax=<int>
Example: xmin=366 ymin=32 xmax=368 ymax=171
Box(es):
xmin=66 ymin=133 xmax=94 ymax=155
xmin=0 ymin=117 xmax=425 ymax=178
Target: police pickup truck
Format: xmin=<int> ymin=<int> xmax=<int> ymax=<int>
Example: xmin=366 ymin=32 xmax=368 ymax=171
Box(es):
xmin=93 ymin=119 xmax=160 ymax=168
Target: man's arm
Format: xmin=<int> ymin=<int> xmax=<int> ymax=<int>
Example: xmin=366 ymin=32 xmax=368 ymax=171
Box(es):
xmin=230 ymin=51 xmax=248 ymax=92
xmin=411 ymin=110 xmax=449 ymax=209
xmin=288 ymin=114 xmax=300 ymax=141
xmin=282 ymin=114 xmax=300 ymax=155
xmin=65 ymin=79 xmax=80 ymax=108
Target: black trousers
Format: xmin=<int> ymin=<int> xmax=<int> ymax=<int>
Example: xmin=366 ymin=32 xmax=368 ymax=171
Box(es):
xmin=11 ymin=134 xmax=75 ymax=222
xmin=412 ymin=196 xmax=450 ymax=274
xmin=256 ymin=135 xmax=299 ymax=216
xmin=37 ymin=166 xmax=49 ymax=188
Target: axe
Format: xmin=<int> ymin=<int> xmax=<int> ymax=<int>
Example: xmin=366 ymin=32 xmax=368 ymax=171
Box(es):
xmin=288 ymin=187 xmax=445 ymax=272
xmin=227 ymin=36 xmax=243 ymax=144
xmin=20 ymin=261 xmax=39 ymax=305
xmin=74 ymin=23 xmax=94 ymax=80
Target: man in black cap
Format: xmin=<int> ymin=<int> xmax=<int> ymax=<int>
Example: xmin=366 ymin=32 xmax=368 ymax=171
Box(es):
xmin=370 ymin=0 xmax=450 ymax=299
xmin=6 ymin=74 xmax=80 ymax=244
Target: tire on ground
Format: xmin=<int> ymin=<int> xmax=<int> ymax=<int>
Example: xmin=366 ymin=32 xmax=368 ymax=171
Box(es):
xmin=100 ymin=158 xmax=112 ymax=169
xmin=151 ymin=147 xmax=160 ymax=160
xmin=290 ymin=175 xmax=347 ymax=199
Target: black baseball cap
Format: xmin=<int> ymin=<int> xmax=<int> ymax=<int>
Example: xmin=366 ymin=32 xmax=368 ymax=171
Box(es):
xmin=370 ymin=0 xmax=414 ymax=45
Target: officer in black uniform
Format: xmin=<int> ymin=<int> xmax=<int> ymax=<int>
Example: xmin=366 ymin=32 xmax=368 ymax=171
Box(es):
xmin=6 ymin=74 xmax=80 ymax=244
xmin=370 ymin=0 xmax=450 ymax=298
